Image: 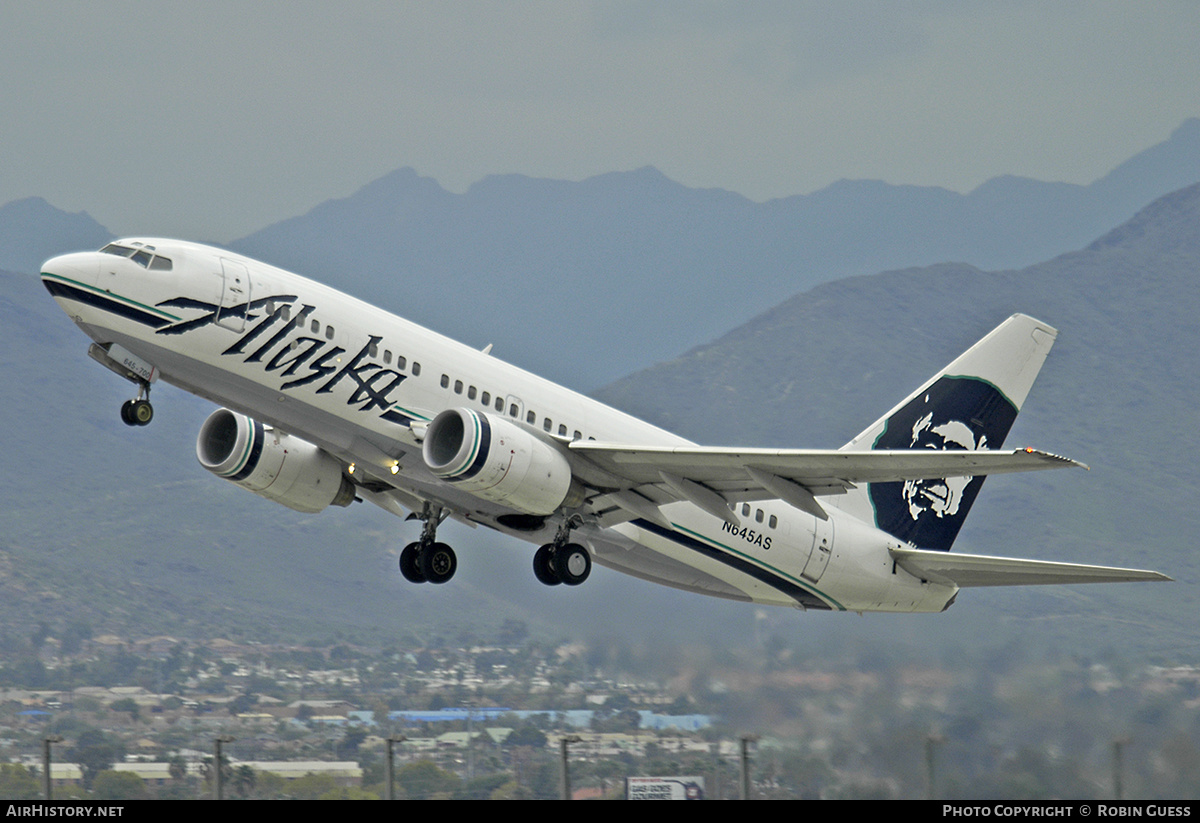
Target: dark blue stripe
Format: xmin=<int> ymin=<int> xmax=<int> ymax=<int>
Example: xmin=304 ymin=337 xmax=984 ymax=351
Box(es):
xmin=381 ymin=409 xmax=416 ymax=426
xmin=229 ymin=420 xmax=265 ymax=482
xmin=631 ymin=518 xmax=832 ymax=610
xmin=455 ymin=413 xmax=492 ymax=481
xmin=43 ymin=280 xmax=172 ymax=329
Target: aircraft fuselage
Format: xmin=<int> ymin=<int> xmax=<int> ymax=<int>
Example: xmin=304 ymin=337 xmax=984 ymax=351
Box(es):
xmin=41 ymin=238 xmax=972 ymax=613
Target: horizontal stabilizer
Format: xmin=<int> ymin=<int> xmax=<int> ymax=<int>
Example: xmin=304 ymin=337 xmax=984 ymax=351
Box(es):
xmin=892 ymin=547 xmax=1171 ymax=588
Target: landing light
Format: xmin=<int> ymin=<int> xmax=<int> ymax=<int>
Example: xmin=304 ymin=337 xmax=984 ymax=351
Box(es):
xmin=348 ymin=463 xmax=356 ymax=475
xmin=389 ymin=464 xmax=400 ymax=475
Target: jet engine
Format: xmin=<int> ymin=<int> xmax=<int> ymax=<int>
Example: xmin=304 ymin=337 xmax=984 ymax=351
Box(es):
xmin=196 ymin=408 xmax=356 ymax=513
xmin=423 ymin=408 xmax=584 ymax=515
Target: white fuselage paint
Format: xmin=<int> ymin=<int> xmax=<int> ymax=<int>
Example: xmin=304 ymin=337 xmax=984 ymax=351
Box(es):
xmin=42 ymin=239 xmax=957 ymax=613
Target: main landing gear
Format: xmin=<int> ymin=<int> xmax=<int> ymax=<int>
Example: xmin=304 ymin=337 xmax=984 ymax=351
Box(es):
xmin=398 ymin=503 xmax=457 ymax=585
xmin=119 ymin=383 xmax=154 ymax=427
xmin=532 ymin=522 xmax=592 ymax=587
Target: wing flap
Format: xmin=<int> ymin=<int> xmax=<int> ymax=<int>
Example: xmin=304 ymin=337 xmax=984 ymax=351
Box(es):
xmin=891 ymin=547 xmax=1171 ymax=588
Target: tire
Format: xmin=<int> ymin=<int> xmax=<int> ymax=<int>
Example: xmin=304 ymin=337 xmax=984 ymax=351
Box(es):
xmin=120 ymin=400 xmax=137 ymax=426
xmin=421 ymin=542 xmax=457 ymax=584
xmin=557 ymin=543 xmax=591 ymax=586
xmin=532 ymin=544 xmax=560 ymax=586
xmin=131 ymin=400 xmax=154 ymax=426
xmin=399 ymin=542 xmax=426 ymax=583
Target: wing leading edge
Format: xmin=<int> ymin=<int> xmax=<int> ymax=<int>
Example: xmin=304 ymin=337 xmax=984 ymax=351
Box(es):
xmin=570 ymin=441 xmax=1083 ymax=522
xmin=569 ymin=443 xmax=1083 ymax=487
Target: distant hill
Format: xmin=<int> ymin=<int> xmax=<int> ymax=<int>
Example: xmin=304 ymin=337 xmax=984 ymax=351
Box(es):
xmin=227 ymin=119 xmax=1200 ymax=390
xmin=0 ymin=198 xmax=111 ymax=275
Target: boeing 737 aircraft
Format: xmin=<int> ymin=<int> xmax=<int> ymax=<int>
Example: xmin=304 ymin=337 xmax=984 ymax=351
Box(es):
xmin=41 ymin=239 xmax=1168 ymax=612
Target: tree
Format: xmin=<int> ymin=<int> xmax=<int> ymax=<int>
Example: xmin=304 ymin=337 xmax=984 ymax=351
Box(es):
xmin=504 ymin=724 xmax=548 ymax=749
xmin=0 ymin=764 xmax=40 ymax=800
xmin=231 ymin=765 xmax=256 ymax=799
xmin=396 ymin=760 xmax=460 ymax=799
xmin=287 ymin=772 xmax=339 ymax=800
xmin=109 ymin=697 xmax=140 ymax=722
xmin=341 ymin=725 xmax=368 ymax=756
xmin=200 ymin=753 xmax=232 ymax=790
xmin=92 ymin=770 xmax=147 ymax=800
xmin=69 ymin=729 xmax=122 ymax=790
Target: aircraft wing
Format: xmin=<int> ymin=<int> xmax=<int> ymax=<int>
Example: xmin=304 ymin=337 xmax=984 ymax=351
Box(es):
xmin=890 ymin=547 xmax=1172 ymax=587
xmin=570 ymin=443 xmax=1082 ymax=486
xmin=569 ymin=443 xmax=1083 ymax=523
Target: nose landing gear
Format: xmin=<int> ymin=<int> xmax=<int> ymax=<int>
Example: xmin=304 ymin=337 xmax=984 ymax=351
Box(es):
xmin=85 ymin=343 xmax=157 ymax=427
xmin=120 ymin=384 xmax=153 ymax=426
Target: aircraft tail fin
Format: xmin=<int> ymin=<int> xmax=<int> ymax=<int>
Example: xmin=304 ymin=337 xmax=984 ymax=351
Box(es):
xmin=837 ymin=314 xmax=1058 ymax=552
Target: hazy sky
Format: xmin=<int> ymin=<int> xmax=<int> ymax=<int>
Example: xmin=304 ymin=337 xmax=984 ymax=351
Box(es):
xmin=4 ymin=1 xmax=1198 ymax=240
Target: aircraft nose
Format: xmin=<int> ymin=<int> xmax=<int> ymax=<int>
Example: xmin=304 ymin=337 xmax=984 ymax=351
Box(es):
xmin=41 ymin=252 xmax=99 ymax=289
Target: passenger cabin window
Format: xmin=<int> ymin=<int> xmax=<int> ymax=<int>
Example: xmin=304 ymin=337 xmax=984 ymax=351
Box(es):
xmin=573 ymin=431 xmax=582 ymax=440
xmin=368 ymin=340 xmax=378 ymax=358
xmin=558 ymin=424 xmax=567 ymax=436
xmin=440 ymin=374 xmax=450 ymax=389
xmin=384 ymin=350 xmax=392 ymax=364
xmin=496 ymin=396 xmax=504 ymax=412
xmin=396 ymin=355 xmax=406 ymax=370
xmin=742 ymin=504 xmax=751 ymax=517
xmin=543 ymin=417 xmax=552 ymax=432
xmin=412 ymin=363 xmax=421 ymax=376
xmin=755 ymin=509 xmax=764 ymax=523
xmin=769 ymin=515 xmax=778 ymax=529
xmin=481 ymin=391 xmax=491 ymax=406
xmin=468 ymin=386 xmax=477 ymax=400
xmin=311 ymin=319 xmax=320 ymax=334
xmin=325 ymin=325 xmax=334 ymax=340
xmin=509 ymin=404 xmax=518 ymax=418
xmin=526 ymin=411 xmax=536 ymax=425
xmin=454 ymin=380 xmax=463 ymax=394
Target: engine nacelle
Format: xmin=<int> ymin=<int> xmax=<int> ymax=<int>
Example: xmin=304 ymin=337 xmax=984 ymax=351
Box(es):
xmin=423 ymin=408 xmax=583 ymax=515
xmin=196 ymin=408 xmax=356 ymax=513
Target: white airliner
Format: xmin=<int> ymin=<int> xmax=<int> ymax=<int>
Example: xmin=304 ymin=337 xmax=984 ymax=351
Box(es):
xmin=41 ymin=239 xmax=1168 ymax=612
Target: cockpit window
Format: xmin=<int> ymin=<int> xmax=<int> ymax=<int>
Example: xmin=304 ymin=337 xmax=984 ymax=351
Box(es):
xmin=99 ymin=242 xmax=172 ymax=270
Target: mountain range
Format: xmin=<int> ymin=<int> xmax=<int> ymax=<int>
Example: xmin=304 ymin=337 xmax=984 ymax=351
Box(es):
xmin=5 ymin=119 xmax=1200 ymax=391
xmin=1 ymin=124 xmax=1198 ymax=656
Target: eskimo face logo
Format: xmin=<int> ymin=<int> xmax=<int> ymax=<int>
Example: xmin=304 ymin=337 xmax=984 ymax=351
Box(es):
xmin=869 ymin=376 xmax=1017 ymax=552
xmin=901 ymin=410 xmax=986 ymax=520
